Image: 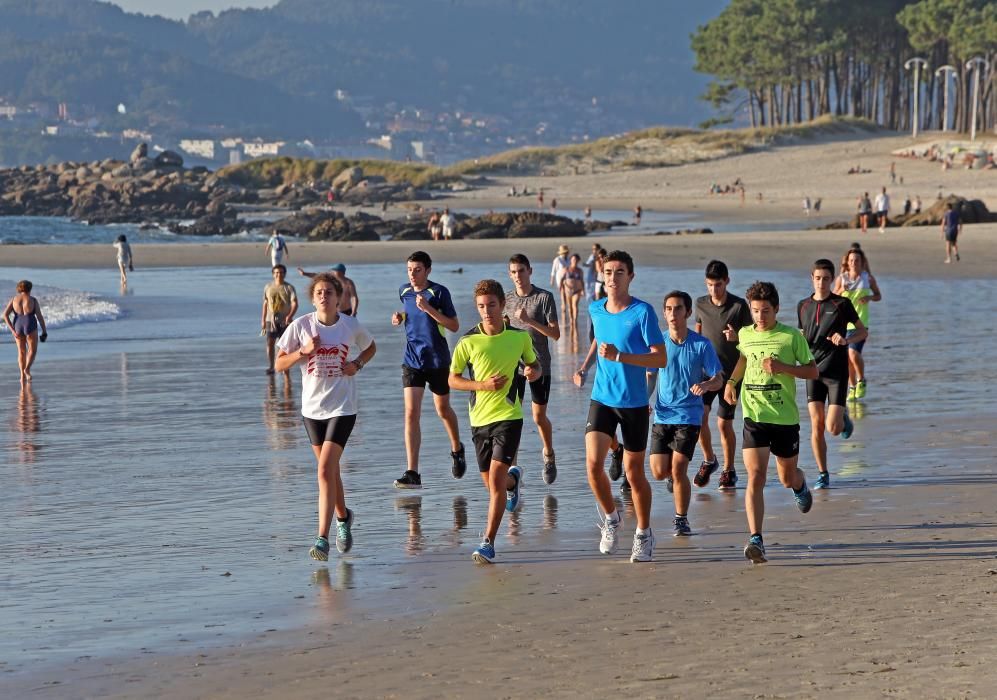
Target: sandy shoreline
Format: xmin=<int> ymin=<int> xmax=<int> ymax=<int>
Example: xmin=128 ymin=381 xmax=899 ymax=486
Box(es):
xmin=2 ymin=225 xmax=994 ymax=280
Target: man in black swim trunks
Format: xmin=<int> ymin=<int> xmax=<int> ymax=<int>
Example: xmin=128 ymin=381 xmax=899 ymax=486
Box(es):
xmin=694 ymin=260 xmax=752 ymax=490
xmin=798 ymin=259 xmax=867 ymax=490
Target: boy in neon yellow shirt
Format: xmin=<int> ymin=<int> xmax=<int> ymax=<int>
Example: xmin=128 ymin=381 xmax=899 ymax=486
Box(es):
xmin=724 ymin=281 xmax=818 ymax=563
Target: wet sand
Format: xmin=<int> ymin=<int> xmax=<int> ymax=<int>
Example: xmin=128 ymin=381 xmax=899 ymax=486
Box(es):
xmin=2 ymin=223 xmax=995 ymax=279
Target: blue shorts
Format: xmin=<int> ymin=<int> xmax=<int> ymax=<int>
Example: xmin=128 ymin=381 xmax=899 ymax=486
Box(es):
xmin=846 ymin=329 xmax=865 ymax=354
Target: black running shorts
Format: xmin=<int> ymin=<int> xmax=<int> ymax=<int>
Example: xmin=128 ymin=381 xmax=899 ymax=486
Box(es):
xmin=650 ymin=423 xmax=701 ymax=459
xmin=742 ymin=417 xmax=800 ymax=458
xmin=471 ymin=419 xmax=523 ymax=472
xmin=807 ymin=375 xmax=848 ymax=407
xmin=303 ymin=414 xmax=357 ymax=447
xmin=585 ymin=400 xmax=649 ymax=453
xmin=513 ymin=373 xmax=551 ymax=406
xmin=702 ymin=381 xmax=740 ymax=420
xmin=401 ymin=364 xmax=451 ymax=395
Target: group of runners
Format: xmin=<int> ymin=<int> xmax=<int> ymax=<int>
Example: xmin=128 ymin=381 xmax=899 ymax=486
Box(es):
xmin=270 ymin=243 xmax=881 ymax=566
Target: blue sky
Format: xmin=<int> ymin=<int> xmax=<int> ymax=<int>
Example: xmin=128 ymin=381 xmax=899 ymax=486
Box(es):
xmin=111 ymin=1 xmax=275 ymax=19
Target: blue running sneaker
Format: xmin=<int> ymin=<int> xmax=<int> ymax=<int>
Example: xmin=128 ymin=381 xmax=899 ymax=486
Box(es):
xmin=309 ymin=535 xmax=330 ymax=562
xmin=842 ymin=411 xmax=854 ymax=439
xmin=794 ymin=479 xmax=813 ymax=513
xmin=814 ymin=471 xmax=830 ymax=490
xmin=744 ymin=534 xmax=767 ymax=563
xmin=335 ymin=508 xmax=354 ymax=553
xmin=673 ymin=516 xmax=692 ymax=537
xmin=506 ymin=466 xmax=523 ymax=512
xmin=472 ymin=538 xmax=495 ymax=564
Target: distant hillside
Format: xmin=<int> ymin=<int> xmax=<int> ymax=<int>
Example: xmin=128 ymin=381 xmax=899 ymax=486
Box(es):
xmin=0 ymin=0 xmax=725 ymax=139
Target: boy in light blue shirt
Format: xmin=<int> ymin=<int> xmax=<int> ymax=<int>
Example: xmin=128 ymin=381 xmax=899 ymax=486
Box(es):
xmin=647 ymin=291 xmax=723 ymax=537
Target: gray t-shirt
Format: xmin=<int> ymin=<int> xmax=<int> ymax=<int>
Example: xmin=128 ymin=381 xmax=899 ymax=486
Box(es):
xmin=505 ymin=285 xmax=557 ymax=374
xmin=695 ymin=292 xmax=752 ymax=376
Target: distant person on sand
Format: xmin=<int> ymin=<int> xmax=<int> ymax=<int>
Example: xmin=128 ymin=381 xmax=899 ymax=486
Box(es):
xmin=834 ymin=245 xmax=881 ymax=400
xmin=427 ymin=211 xmax=442 ymax=241
xmin=266 ymin=231 xmax=289 ymax=268
xmin=550 ymin=244 xmax=570 ymax=317
xmin=440 ymin=208 xmax=455 ymax=240
xmin=725 ymin=281 xmax=818 ymax=564
xmin=803 ymin=196 xmax=811 ymax=216
xmin=449 ymin=279 xmax=540 ymax=564
xmin=914 ymin=195 xmax=922 ymax=214
xmin=275 ymin=272 xmax=376 ymax=561
xmin=813 ymin=198 xmax=822 ymax=213
xmin=262 ymin=264 xmax=298 ymax=376
xmin=903 ymin=195 xmax=912 ymax=216
xmin=4 ymin=280 xmax=48 ymax=383
xmin=857 ymin=192 xmax=872 ymax=233
xmin=298 ymin=264 xmax=359 ymax=316
xmin=550 ymin=198 xmax=557 ymax=214
xmin=941 ymin=202 xmax=962 ymax=263
xmin=633 ymin=204 xmax=642 ymax=225
xmin=890 ymin=161 xmax=896 ymax=184
xmin=537 ymin=188 xmax=545 ymax=210
xmin=874 ymin=187 xmax=890 ymax=232
xmin=584 ymin=242 xmax=599 ymax=299
xmin=114 ymin=234 xmax=133 ymax=284
xmin=561 ymin=254 xmax=585 ymax=326
xmin=584 ymin=206 xmax=592 ymax=221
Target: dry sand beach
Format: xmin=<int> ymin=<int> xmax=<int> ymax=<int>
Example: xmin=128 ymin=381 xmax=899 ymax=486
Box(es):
xmin=4 ymin=132 xmax=997 ymax=699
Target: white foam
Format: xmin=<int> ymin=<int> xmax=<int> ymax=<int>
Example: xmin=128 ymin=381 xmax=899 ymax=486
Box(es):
xmin=1 ymin=281 xmax=122 ymax=330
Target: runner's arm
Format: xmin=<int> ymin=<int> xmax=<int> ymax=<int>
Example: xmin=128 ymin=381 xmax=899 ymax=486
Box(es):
xmin=573 ymin=339 xmax=598 ymax=386
xmin=297 ymin=268 xmax=317 ymax=278
xmin=422 ymin=303 xmax=459 ymax=332
xmin=763 ymin=357 xmax=818 ymax=380
xmin=343 ymin=340 xmax=376 ymax=376
xmin=600 ymin=342 xmax=667 ymax=369
xmin=287 ymin=293 xmax=298 ymax=323
xmin=645 ymin=370 xmax=657 ymax=402
xmin=866 ymin=274 xmax=882 ymax=302
xmin=350 ymin=281 xmax=359 ymax=315
xmin=723 ymin=356 xmax=747 ymax=404
xmin=261 ymin=297 xmax=268 ymax=328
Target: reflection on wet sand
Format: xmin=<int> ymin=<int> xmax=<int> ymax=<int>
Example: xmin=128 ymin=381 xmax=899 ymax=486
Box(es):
xmin=543 ymin=494 xmax=558 ymax=530
xmin=12 ymin=384 xmax=41 ymax=464
xmin=395 ymin=496 xmax=424 ymax=555
xmin=263 ymin=376 xmax=297 ymax=450
xmin=311 ymin=561 xmax=355 ymax=621
xmin=452 ymin=495 xmax=468 ymax=531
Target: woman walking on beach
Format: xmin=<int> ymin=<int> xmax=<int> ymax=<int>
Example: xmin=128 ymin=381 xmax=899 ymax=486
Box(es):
xmin=114 ymin=234 xmax=133 ymax=285
xmin=856 ymin=193 xmax=872 ymax=233
xmin=275 ymin=273 xmax=377 ymax=561
xmin=834 ymin=245 xmax=881 ymax=400
xmin=4 ymin=280 xmax=48 ymax=382
xmin=561 ymin=253 xmax=585 ymax=327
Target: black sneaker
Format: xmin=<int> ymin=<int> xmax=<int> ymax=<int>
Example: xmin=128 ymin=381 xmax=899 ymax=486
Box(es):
xmin=694 ymin=457 xmax=719 ymax=487
xmin=451 ymin=443 xmax=466 ymax=479
xmin=542 ymin=451 xmax=557 ymax=485
xmin=718 ymin=469 xmax=738 ymax=490
xmin=609 ymin=445 xmax=624 ymax=481
xmin=619 ymin=476 xmax=631 ymax=495
xmin=394 ymin=470 xmax=422 ymax=489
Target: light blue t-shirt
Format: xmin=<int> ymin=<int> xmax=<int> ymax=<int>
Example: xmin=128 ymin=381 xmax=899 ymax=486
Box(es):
xmin=590 ymin=297 xmax=665 ymax=409
xmin=652 ymin=330 xmax=722 ymax=425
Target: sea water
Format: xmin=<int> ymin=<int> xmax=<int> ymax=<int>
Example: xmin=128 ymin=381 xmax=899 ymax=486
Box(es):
xmin=1 ymin=261 xmax=994 ymax=675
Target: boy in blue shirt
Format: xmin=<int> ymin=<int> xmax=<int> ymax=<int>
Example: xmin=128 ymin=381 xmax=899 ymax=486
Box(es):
xmin=646 ymin=291 xmax=723 ymax=537
xmin=390 ymin=251 xmax=466 ymax=488
xmin=573 ymin=250 xmax=666 ymax=562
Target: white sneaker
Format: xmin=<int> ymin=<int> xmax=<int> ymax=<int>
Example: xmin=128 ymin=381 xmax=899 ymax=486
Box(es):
xmin=598 ymin=513 xmax=623 ymax=554
xmin=630 ymin=529 xmax=656 ymax=563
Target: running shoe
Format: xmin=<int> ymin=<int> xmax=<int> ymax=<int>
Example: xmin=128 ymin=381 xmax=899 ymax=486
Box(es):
xmin=393 ymin=470 xmax=422 ymax=489
xmin=694 ymin=457 xmax=719 ymax=487
xmin=335 ymin=508 xmax=354 ymax=553
xmin=956 ymin=252 xmax=960 ymax=261
xmin=665 ymin=477 xmax=673 ymax=494
xmin=743 ymin=534 xmax=767 ymax=563
xmin=608 ymin=445 xmax=624 ymax=481
xmin=842 ymin=411 xmax=854 ymax=439
xmin=855 ymin=379 xmax=867 ymax=399
xmin=848 ymin=385 xmax=857 ymax=401
xmin=451 ymin=443 xmax=467 ymax=479
xmin=630 ymin=529 xmax=656 ymax=562
xmin=620 ymin=476 xmax=631 ymax=495
xmin=506 ymin=466 xmax=523 ymax=512
xmin=309 ymin=535 xmax=330 ymax=562
xmin=673 ymin=516 xmax=692 ymax=537
xmin=472 ymin=538 xmax=495 ymax=564
xmin=794 ymin=479 xmax=813 ymax=513
xmin=718 ymin=469 xmax=738 ymax=490
xmin=542 ymin=452 xmax=557 ymax=485
xmin=598 ymin=512 xmax=623 ymax=554
xmin=814 ymin=471 xmax=830 ymax=490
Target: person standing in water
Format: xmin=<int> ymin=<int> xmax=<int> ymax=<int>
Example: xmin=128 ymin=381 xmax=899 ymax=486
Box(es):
xmin=4 ymin=280 xmax=48 ymax=382
xmin=114 ymin=235 xmax=133 ymax=284
xmin=262 ymin=265 xmax=298 ymax=375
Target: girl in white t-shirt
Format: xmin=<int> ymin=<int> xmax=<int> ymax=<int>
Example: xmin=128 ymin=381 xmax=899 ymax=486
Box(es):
xmin=276 ymin=273 xmax=376 ymax=561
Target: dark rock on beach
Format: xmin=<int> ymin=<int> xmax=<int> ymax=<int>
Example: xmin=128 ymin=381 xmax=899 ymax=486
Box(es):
xmin=817 ymin=195 xmax=995 ymax=230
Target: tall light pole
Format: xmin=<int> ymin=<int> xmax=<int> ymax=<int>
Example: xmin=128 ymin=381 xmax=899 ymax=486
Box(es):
xmin=935 ymin=65 xmax=958 ymax=132
xmin=965 ymin=57 xmax=989 ymax=141
xmin=904 ymin=57 xmax=928 ymax=138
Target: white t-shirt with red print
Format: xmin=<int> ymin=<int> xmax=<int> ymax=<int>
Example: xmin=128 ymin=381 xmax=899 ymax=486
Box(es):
xmin=277 ymin=311 xmax=374 ymax=419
